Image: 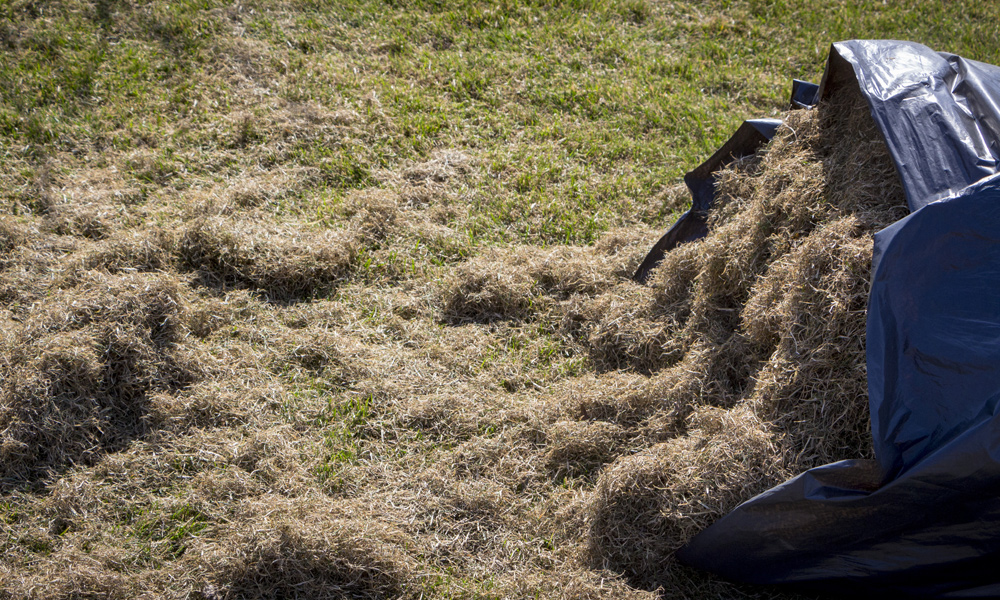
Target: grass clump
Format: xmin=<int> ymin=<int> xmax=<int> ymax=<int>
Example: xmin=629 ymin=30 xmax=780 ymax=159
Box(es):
xmin=199 ymin=505 xmax=417 ymax=600
xmin=589 ymin=406 xmax=784 ymax=590
xmin=177 ymin=218 xmax=358 ymax=301
xmin=1 ymin=273 xmax=200 ymax=489
xmin=442 ymin=245 xmax=617 ymax=324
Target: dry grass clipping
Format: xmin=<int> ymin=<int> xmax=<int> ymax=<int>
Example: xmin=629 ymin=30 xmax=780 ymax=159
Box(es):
xmin=442 ymin=244 xmax=615 ymax=323
xmin=2 ymin=73 xmax=900 ymax=600
xmin=584 ymin=82 xmax=906 ymax=586
xmin=0 ymin=273 xmax=201 ymax=488
xmin=589 ymin=406 xmax=786 ymax=591
xmin=591 ymin=82 xmax=903 ymax=461
xmin=177 ymin=218 xmax=358 ymax=300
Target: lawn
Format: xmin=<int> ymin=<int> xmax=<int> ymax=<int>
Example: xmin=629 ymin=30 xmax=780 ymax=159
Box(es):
xmin=2 ymin=1 xmax=999 ymax=598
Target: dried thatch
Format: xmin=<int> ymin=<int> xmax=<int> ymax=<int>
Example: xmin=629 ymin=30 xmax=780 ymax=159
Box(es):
xmin=585 ymin=82 xmax=907 ymax=588
xmin=1 ymin=77 xmax=903 ymax=600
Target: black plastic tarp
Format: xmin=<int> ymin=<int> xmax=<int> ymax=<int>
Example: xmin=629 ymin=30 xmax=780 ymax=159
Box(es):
xmin=659 ymin=40 xmax=1000 ymax=597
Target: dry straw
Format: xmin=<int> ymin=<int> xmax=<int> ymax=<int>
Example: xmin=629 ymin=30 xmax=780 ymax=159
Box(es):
xmin=585 ymin=82 xmax=907 ymax=589
xmin=1 ymin=272 xmax=200 ymax=487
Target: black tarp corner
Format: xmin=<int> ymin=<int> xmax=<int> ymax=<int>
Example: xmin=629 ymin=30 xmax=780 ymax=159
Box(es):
xmin=664 ymin=40 xmax=1000 ymax=598
xmin=632 ymin=118 xmax=780 ymax=283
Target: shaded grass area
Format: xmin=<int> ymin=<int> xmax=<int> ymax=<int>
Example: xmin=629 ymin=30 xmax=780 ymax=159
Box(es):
xmin=2 ymin=1 xmax=999 ymax=598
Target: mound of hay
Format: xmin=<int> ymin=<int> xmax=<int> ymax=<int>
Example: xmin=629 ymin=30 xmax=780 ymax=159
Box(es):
xmin=72 ymin=229 xmax=176 ymax=275
xmin=0 ymin=272 xmax=201 ymax=487
xmin=545 ymin=419 xmax=626 ymax=480
xmin=43 ymin=202 xmax=114 ymax=240
xmin=199 ymin=502 xmax=416 ymax=600
xmin=587 ymin=83 xmax=907 ymax=586
xmin=3 ymin=492 xmax=417 ymax=600
xmin=344 ymin=188 xmax=401 ymax=243
xmin=177 ymin=218 xmax=357 ymax=300
xmin=590 ymin=406 xmax=784 ymax=589
xmin=442 ymin=245 xmax=615 ymax=323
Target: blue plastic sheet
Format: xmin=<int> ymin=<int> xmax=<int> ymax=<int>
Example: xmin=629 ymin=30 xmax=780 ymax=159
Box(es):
xmin=661 ymin=41 xmax=1000 ymax=597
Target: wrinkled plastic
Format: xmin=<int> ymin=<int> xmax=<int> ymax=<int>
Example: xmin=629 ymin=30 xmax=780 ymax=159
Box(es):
xmin=824 ymin=41 xmax=1000 ymax=211
xmin=791 ymin=79 xmax=820 ymax=108
xmin=670 ymin=41 xmax=1000 ymax=597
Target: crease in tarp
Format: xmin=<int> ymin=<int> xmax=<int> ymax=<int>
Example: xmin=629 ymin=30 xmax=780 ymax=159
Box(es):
xmin=641 ymin=40 xmax=1000 ymax=598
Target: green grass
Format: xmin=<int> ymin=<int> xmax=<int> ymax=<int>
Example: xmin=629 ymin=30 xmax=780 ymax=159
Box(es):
xmin=4 ymin=0 xmax=998 ymax=241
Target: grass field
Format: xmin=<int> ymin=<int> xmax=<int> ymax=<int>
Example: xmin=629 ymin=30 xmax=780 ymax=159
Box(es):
xmin=2 ymin=1 xmax=1000 ymax=598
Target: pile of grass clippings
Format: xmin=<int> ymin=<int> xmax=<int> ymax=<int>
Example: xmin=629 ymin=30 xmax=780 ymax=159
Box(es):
xmin=1 ymin=273 xmax=201 ymax=486
xmin=583 ymin=82 xmax=907 ymax=590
